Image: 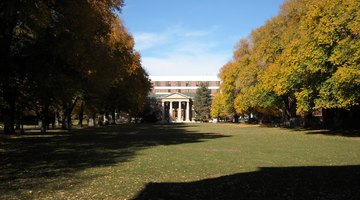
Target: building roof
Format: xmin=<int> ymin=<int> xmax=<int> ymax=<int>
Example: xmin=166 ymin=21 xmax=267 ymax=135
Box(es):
xmin=150 ymin=75 xmax=220 ymax=81
xmin=162 ymin=92 xmax=192 ymax=100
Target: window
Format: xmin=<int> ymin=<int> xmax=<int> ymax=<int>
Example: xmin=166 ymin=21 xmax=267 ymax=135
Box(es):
xmin=155 ymin=81 xmax=160 ymax=86
xmin=178 ymin=89 xmax=181 ymax=93
xmin=166 ymin=81 xmax=171 ymax=86
xmin=196 ymin=81 xmax=200 ymax=86
xmin=167 ymin=89 xmax=171 ymax=93
xmin=177 ymin=81 xmax=181 ymax=86
xmin=186 ymin=81 xmax=190 ymax=86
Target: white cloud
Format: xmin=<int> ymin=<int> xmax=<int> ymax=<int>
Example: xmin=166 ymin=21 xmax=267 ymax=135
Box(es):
xmin=133 ymin=32 xmax=167 ymax=51
xmin=183 ymin=30 xmax=211 ymax=37
xmin=134 ymin=25 xmax=213 ymax=52
xmin=142 ymin=51 xmax=230 ymax=76
xmin=133 ymin=25 xmax=232 ymax=76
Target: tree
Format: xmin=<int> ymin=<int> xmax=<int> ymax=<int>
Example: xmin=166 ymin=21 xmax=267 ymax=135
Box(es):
xmin=194 ymin=82 xmax=212 ymax=121
xmin=211 ymin=92 xmax=226 ymax=119
xmin=1 ymin=0 xmax=152 ymax=133
xmin=0 ymin=0 xmax=53 ymax=134
xmin=212 ymin=40 xmax=251 ymax=121
xmin=217 ymin=61 xmax=239 ymax=120
xmin=98 ymin=19 xmax=151 ymax=120
xmin=214 ymin=0 xmax=359 ymax=128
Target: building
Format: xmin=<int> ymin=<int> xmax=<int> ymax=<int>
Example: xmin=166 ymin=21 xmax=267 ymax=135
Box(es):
xmin=149 ymin=75 xmax=220 ymax=98
xmin=149 ymin=76 xmax=220 ymax=122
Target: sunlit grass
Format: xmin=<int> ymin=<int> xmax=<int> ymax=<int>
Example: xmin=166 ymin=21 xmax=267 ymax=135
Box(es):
xmin=1 ymin=123 xmax=359 ymax=199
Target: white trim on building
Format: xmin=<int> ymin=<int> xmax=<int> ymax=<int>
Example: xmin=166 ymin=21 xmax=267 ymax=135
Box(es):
xmin=150 ymin=75 xmax=220 ymax=82
xmin=149 ymin=75 xmax=221 ymax=98
xmin=153 ymin=86 xmax=220 ymax=90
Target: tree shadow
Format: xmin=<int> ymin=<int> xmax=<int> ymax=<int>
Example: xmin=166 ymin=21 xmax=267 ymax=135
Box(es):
xmin=263 ymin=125 xmax=360 ymax=138
xmin=305 ymin=129 xmax=360 ymax=137
xmin=134 ymin=165 xmax=360 ymax=200
xmin=0 ymin=124 xmax=228 ymax=196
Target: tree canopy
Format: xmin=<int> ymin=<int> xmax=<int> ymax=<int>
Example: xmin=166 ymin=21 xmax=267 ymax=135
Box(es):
xmin=0 ymin=0 xmax=151 ymax=133
xmin=212 ymin=0 xmax=360 ymax=128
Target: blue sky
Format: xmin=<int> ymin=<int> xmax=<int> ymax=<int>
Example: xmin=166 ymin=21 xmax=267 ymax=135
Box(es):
xmin=120 ymin=0 xmax=284 ymax=76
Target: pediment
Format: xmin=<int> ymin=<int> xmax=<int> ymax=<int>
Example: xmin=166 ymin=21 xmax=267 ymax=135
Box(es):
xmin=163 ymin=92 xmax=191 ymax=99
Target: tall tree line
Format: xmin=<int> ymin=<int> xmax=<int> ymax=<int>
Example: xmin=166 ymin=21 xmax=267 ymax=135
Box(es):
xmin=212 ymin=0 xmax=359 ymax=128
xmin=0 ymin=0 xmax=151 ymax=134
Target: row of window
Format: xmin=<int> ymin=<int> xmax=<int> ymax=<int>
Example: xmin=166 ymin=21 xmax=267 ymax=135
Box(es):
xmin=154 ymin=89 xmax=218 ymax=94
xmin=154 ymin=81 xmax=220 ymax=87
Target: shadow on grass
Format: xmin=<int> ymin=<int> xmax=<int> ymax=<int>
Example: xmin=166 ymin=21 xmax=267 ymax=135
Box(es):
xmin=0 ymin=124 xmax=227 ymax=196
xmin=267 ymin=125 xmax=360 ymax=138
xmin=134 ymin=165 xmax=360 ymax=200
xmin=305 ymin=129 xmax=360 ymax=137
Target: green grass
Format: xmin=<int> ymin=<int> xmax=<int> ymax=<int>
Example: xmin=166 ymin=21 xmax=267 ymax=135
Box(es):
xmin=1 ymin=123 xmax=359 ymax=199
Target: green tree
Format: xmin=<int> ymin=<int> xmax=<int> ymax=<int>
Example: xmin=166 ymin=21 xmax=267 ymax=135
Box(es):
xmin=194 ymin=82 xmax=212 ymax=121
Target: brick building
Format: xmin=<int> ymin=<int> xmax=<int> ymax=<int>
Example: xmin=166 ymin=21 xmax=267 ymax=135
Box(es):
xmin=149 ymin=75 xmax=220 ymax=98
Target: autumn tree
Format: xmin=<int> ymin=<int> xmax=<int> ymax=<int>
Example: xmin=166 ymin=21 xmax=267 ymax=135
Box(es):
xmin=211 ymin=92 xmax=227 ymax=119
xmin=215 ymin=0 xmax=360 ymax=128
xmin=211 ymin=41 xmax=249 ymax=122
xmin=270 ymin=0 xmax=360 ymax=127
xmin=96 ymin=18 xmax=151 ymax=122
xmin=1 ymin=0 xmax=152 ymax=133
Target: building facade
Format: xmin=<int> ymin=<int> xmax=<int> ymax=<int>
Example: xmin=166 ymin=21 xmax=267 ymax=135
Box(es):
xmin=149 ymin=76 xmax=220 ymax=122
xmin=149 ymin=75 xmax=220 ymax=98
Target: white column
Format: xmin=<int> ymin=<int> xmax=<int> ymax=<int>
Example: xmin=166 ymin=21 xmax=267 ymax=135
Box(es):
xmin=178 ymin=101 xmax=182 ymax=122
xmin=186 ymin=100 xmax=190 ymax=122
xmin=162 ymin=101 xmax=165 ymax=122
xmin=169 ymin=101 xmax=173 ymax=122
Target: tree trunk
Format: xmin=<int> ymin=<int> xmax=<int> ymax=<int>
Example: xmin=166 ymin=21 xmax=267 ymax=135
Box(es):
xmin=1 ymin=1 xmax=17 ymax=134
xmin=17 ymin=109 xmax=25 ymax=134
xmin=78 ymin=103 xmax=84 ymax=128
xmin=281 ymin=95 xmax=297 ymax=125
xmin=233 ymin=113 xmax=239 ymax=123
xmin=2 ymin=86 xmax=16 ymax=134
xmin=62 ymin=107 xmax=72 ymax=129
xmin=55 ymin=112 xmax=60 ymax=127
xmin=41 ymin=104 xmax=50 ymax=133
xmin=61 ymin=98 xmax=78 ymax=129
xmin=62 ymin=104 xmax=71 ymax=129
xmin=20 ymin=123 xmax=24 ymax=134
xmin=41 ymin=106 xmax=49 ymax=133
xmin=111 ymin=110 xmax=116 ymax=124
xmin=92 ymin=112 xmax=96 ymax=127
xmin=51 ymin=112 xmax=55 ymax=129
xmin=15 ymin=109 xmax=21 ymax=130
xmin=15 ymin=121 xmax=20 ymax=130
xmin=303 ymin=112 xmax=313 ymax=129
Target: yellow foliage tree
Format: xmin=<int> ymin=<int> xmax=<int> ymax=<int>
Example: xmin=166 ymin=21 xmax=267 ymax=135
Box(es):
xmin=214 ymin=0 xmax=360 ymax=127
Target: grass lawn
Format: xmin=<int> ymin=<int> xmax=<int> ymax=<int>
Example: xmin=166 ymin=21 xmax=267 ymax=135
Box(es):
xmin=1 ymin=123 xmax=359 ymax=199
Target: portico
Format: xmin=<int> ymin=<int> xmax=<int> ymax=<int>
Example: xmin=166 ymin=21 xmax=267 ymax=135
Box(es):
xmin=161 ymin=93 xmax=192 ymax=122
